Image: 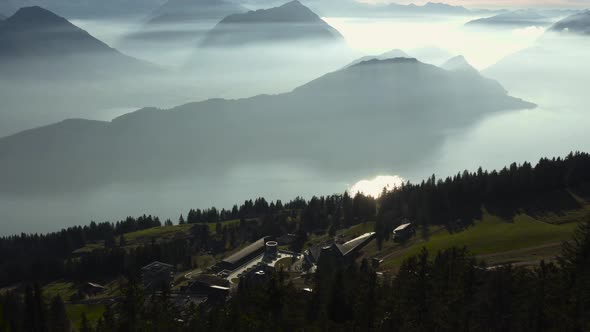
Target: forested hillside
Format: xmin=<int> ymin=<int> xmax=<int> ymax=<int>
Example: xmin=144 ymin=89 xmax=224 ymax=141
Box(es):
xmin=1 ymin=152 xmax=590 ymax=331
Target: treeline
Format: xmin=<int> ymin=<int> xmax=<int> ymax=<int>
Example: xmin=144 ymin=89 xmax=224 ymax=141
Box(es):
xmin=374 ymin=151 xmax=590 ymax=246
xmin=0 ymin=215 xmax=162 ymax=287
xmin=4 ymin=219 xmax=588 ymax=331
xmin=2 ymin=152 xmax=590 ymax=287
xmin=183 ymin=198 xmax=286 ymax=223
xmin=0 ymin=285 xmax=72 ymax=332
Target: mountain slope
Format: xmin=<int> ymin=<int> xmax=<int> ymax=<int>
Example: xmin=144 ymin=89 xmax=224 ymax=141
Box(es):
xmin=550 ymin=10 xmax=590 ymax=35
xmin=200 ymin=0 xmax=343 ymax=47
xmin=0 ymin=6 xmax=154 ymax=78
xmin=465 ymin=10 xmax=551 ymax=28
xmin=345 ymin=49 xmax=410 ymax=68
xmin=484 ymin=29 xmax=590 ymax=100
xmin=0 ymin=59 xmax=534 ymax=194
xmin=0 ymin=0 xmax=165 ymax=19
xmin=441 ymin=55 xmax=479 ymax=74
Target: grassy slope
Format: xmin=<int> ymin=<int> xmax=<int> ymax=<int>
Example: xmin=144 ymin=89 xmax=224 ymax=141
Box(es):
xmin=74 ymin=220 xmax=240 ymax=253
xmin=67 ymin=304 xmax=105 ymax=330
xmin=303 ymin=222 xmax=376 ymax=250
xmin=378 ymin=210 xmax=585 ymax=270
xmin=43 ymin=281 xmax=78 ymax=300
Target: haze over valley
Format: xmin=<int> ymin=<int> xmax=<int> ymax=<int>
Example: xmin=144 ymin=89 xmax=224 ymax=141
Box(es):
xmin=0 ymin=0 xmax=589 ymax=235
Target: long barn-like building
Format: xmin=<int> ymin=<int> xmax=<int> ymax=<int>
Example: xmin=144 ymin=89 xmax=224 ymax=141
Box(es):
xmin=216 ymin=236 xmax=271 ymax=272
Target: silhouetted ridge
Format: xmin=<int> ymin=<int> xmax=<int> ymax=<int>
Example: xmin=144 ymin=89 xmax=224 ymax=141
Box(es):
xmin=550 ymin=10 xmax=590 ymax=35
xmin=466 ymin=9 xmax=550 ymax=27
xmin=353 ymin=57 xmax=419 ymax=67
xmin=0 ymin=6 xmax=114 ymax=56
xmin=221 ymin=0 xmax=317 ymax=23
xmin=6 ymin=6 xmax=67 ymax=25
xmin=200 ymin=0 xmax=342 ymax=47
xmin=0 ymin=6 xmax=155 ymax=79
xmin=441 ymin=55 xmax=478 ymax=74
xmin=0 ymin=52 xmax=536 ymax=194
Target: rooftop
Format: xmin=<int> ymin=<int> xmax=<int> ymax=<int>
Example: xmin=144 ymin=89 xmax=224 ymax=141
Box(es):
xmin=141 ymin=261 xmax=174 ymax=272
xmin=221 ymin=236 xmax=269 ymax=266
xmin=340 ymin=232 xmax=376 ymax=256
xmin=394 ymin=223 xmax=413 ymax=232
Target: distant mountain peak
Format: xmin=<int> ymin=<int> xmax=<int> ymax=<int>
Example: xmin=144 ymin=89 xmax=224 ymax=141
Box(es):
xmin=388 ymin=1 xmax=469 ymax=13
xmin=7 ymin=6 xmax=70 ymax=26
xmin=284 ymin=0 xmax=304 ymax=7
xmin=221 ymin=0 xmax=322 ymax=24
xmin=0 ymin=6 xmax=153 ymax=78
xmin=0 ymin=6 xmax=113 ymax=57
xmin=344 ymin=49 xmax=411 ymax=68
xmin=441 ymin=55 xmax=478 ymax=73
xmin=353 ymin=57 xmax=419 ymax=67
xmin=424 ymin=2 xmax=462 ymax=8
xmin=200 ymin=0 xmax=343 ymax=47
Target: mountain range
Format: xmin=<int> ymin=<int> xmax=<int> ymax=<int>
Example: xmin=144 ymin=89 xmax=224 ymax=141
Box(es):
xmin=0 ymin=6 xmax=173 ymax=137
xmin=0 ymin=57 xmax=534 ymax=194
xmin=550 ymin=10 xmax=590 ymax=35
xmin=485 ymin=10 xmax=590 ymax=97
xmin=384 ymin=2 xmax=470 ymax=15
xmin=293 ymin=0 xmax=485 ymax=17
xmin=346 ymin=47 xmax=459 ymax=68
xmin=200 ymin=0 xmax=343 ymax=47
xmin=0 ymin=0 xmax=166 ymax=19
xmin=465 ymin=10 xmax=552 ymax=28
xmin=345 ymin=49 xmax=410 ymax=68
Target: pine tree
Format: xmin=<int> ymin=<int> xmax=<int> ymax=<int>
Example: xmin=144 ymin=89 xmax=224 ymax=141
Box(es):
xmin=119 ymin=234 xmax=127 ymax=247
xmin=47 ymin=295 xmax=70 ymax=332
xmin=79 ymin=312 xmax=92 ymax=332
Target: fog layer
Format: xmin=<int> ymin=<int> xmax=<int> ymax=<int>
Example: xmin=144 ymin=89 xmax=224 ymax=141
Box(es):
xmin=1 ymin=7 xmax=589 ymax=235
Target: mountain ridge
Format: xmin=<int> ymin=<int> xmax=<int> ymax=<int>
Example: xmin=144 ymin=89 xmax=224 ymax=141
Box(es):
xmin=465 ymin=9 xmax=551 ymax=27
xmin=0 ymin=59 xmax=535 ymax=194
xmin=0 ymin=6 xmax=156 ymax=78
xmin=550 ymin=10 xmax=590 ymax=35
xmin=200 ymin=0 xmax=343 ymax=47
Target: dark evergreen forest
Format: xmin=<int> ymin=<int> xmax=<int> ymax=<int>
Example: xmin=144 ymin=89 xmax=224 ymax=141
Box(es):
xmin=1 ymin=152 xmax=590 ymax=331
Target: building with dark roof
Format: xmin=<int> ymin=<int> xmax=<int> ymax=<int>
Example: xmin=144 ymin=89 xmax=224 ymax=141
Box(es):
xmin=304 ymin=232 xmax=376 ymax=267
xmin=216 ymin=236 xmax=271 ymax=271
xmin=393 ymin=223 xmax=415 ymax=242
xmin=81 ymin=282 xmax=106 ymax=297
xmin=142 ymin=261 xmax=174 ymax=292
xmin=339 ymin=232 xmax=376 ymax=256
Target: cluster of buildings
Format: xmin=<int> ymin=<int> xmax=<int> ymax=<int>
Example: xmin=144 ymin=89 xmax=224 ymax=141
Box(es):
xmin=140 ymin=222 xmax=415 ymax=306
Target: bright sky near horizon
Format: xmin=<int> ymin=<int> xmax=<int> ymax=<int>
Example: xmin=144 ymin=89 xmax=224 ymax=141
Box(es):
xmin=361 ymin=0 xmax=590 ymax=8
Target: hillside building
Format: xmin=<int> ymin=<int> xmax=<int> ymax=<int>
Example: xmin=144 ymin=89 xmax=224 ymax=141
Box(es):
xmin=142 ymin=261 xmax=174 ymax=292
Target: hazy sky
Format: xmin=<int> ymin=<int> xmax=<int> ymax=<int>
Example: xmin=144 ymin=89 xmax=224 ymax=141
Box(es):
xmin=362 ymin=0 xmax=590 ymax=8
